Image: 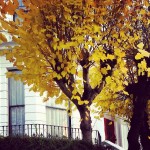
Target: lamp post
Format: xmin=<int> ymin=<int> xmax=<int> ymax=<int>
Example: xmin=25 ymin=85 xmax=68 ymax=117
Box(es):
xmin=68 ymin=100 xmax=72 ymax=139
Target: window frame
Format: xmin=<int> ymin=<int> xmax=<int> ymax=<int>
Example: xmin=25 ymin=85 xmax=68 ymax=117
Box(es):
xmin=8 ymin=69 xmax=25 ymax=136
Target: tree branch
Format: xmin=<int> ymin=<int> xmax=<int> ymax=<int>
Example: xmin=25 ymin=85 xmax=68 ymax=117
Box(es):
xmin=54 ymin=78 xmax=72 ymax=99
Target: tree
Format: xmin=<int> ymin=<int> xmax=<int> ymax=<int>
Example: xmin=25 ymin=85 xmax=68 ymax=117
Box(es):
xmin=0 ymin=0 xmax=150 ymax=148
xmin=124 ymin=10 xmax=150 ymax=150
xmin=0 ymin=0 xmax=125 ymax=142
xmin=94 ymin=1 xmax=150 ymax=149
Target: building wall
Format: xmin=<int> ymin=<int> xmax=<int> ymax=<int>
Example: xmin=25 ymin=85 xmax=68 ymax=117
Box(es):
xmin=0 ymin=56 xmax=9 ymax=126
xmin=0 ymin=56 xmax=46 ymax=125
xmin=24 ymin=87 xmax=46 ymax=125
xmin=119 ymin=119 xmax=129 ymax=150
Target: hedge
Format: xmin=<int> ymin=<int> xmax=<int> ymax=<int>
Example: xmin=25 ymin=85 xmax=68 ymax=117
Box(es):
xmin=0 ymin=137 xmax=105 ymax=150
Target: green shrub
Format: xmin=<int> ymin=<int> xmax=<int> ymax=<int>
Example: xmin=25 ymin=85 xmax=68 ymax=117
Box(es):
xmin=0 ymin=137 xmax=105 ymax=150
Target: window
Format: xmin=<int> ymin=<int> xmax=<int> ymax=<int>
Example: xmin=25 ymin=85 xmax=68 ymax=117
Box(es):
xmin=46 ymin=100 xmax=68 ymax=137
xmin=9 ymin=70 xmax=25 ymax=136
xmin=18 ymin=0 xmax=24 ymax=7
xmin=46 ymin=107 xmax=67 ymax=127
xmin=13 ymin=0 xmax=25 ymax=21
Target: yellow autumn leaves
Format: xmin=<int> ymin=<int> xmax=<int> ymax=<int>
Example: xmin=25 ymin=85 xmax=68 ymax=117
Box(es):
xmin=135 ymin=42 xmax=150 ymax=76
xmin=1 ymin=0 xmax=150 ymax=121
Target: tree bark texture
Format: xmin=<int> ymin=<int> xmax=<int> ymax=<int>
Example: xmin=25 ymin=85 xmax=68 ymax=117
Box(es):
xmin=127 ymin=78 xmax=150 ymax=150
xmin=140 ymin=112 xmax=150 ymax=150
xmin=127 ymin=96 xmax=146 ymax=150
xmin=79 ymin=106 xmax=92 ymax=142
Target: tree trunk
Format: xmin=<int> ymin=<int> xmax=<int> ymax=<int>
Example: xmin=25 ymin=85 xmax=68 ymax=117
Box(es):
xmin=126 ymin=77 xmax=150 ymax=150
xmin=140 ymin=112 xmax=150 ymax=150
xmin=128 ymin=96 xmax=147 ymax=150
xmin=79 ymin=106 xmax=92 ymax=142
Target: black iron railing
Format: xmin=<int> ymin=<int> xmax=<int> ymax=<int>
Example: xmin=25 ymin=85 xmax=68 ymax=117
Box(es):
xmin=0 ymin=124 xmax=101 ymax=145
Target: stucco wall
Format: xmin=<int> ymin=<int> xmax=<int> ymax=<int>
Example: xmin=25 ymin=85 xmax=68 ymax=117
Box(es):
xmin=0 ymin=56 xmax=49 ymax=125
xmin=0 ymin=56 xmax=9 ymax=126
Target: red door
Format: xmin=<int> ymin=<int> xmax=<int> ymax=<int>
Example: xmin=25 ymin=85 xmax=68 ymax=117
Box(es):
xmin=104 ymin=118 xmax=116 ymax=143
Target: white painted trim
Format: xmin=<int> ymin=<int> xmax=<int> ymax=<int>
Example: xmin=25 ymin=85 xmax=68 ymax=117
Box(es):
xmin=104 ymin=140 xmax=126 ymax=150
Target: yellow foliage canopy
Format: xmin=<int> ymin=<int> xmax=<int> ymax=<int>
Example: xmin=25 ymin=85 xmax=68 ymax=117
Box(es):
xmin=0 ymin=0 xmax=150 ymax=120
